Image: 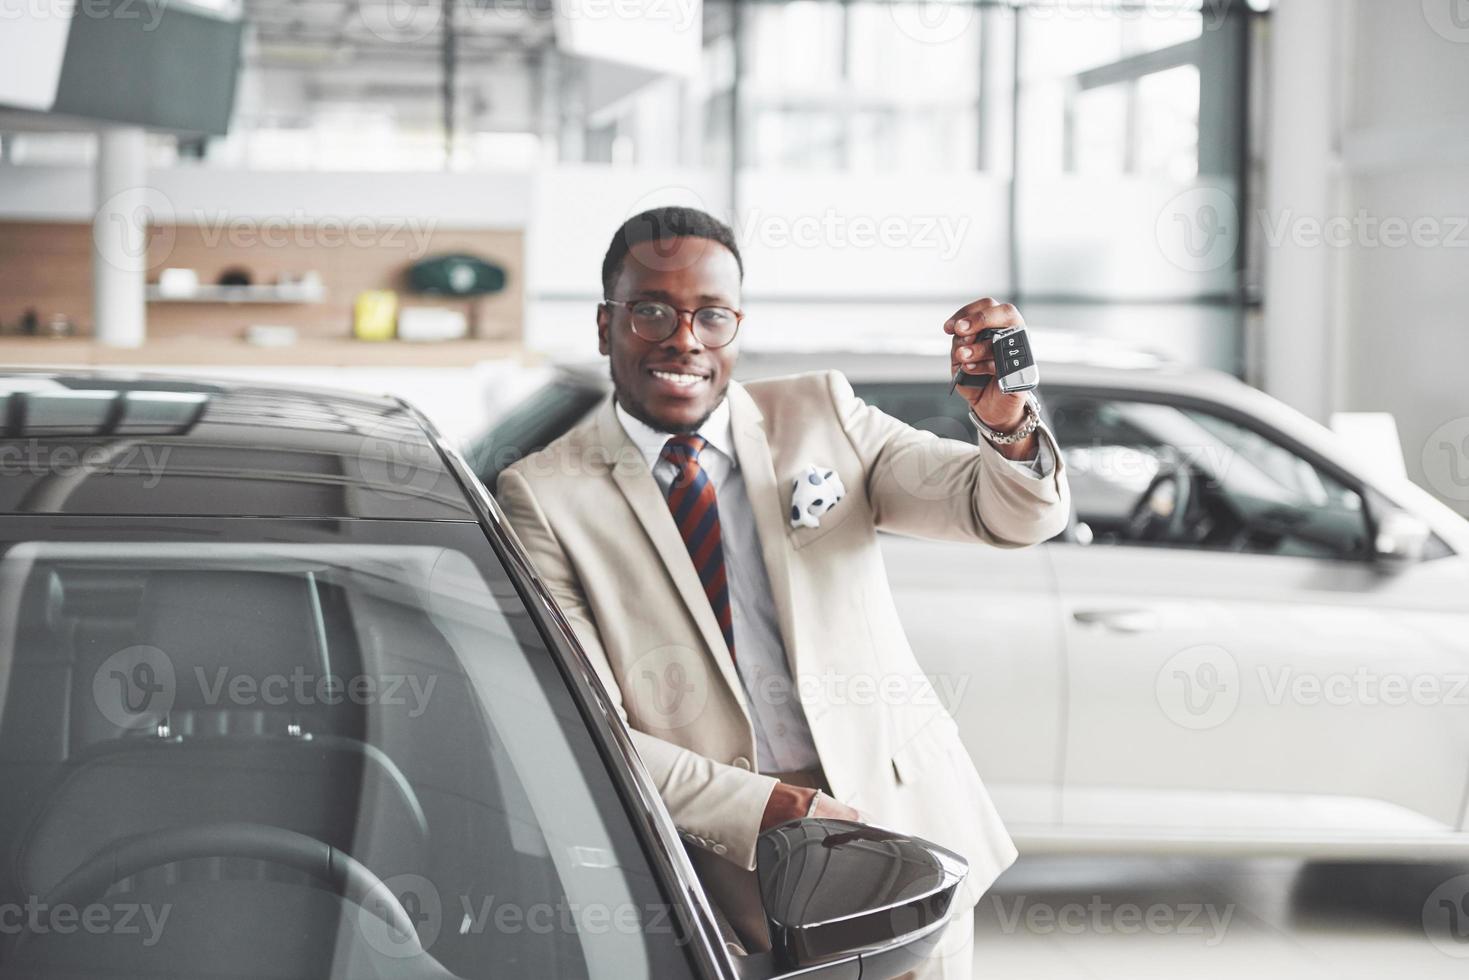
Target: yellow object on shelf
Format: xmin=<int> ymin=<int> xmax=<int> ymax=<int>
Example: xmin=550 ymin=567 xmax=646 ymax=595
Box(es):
xmin=352 ymin=290 xmax=398 ymax=341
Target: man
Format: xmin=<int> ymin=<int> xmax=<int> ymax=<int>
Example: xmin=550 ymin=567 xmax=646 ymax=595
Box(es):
xmin=497 ymin=207 xmax=1069 ymax=978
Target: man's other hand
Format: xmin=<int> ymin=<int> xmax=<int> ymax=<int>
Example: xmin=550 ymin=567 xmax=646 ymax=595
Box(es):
xmin=759 ymin=781 xmax=861 ymax=831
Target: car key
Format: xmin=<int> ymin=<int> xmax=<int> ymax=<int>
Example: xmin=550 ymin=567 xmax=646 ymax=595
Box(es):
xmin=949 ymin=326 xmax=1040 ymax=395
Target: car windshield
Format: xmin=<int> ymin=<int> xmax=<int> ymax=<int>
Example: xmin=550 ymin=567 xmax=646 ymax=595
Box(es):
xmin=0 ymin=519 xmax=697 ymax=980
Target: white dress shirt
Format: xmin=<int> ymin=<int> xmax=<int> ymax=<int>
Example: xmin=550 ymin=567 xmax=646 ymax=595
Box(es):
xmin=616 ymin=399 xmax=822 ymax=774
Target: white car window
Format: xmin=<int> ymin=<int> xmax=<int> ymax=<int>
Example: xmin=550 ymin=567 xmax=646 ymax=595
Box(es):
xmin=1049 ymin=393 xmax=1371 ymax=560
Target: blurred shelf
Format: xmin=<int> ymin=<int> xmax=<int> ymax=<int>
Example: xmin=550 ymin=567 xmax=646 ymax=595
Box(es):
xmin=0 ymin=336 xmax=527 ymax=368
xmin=145 ymin=283 xmax=326 ymax=304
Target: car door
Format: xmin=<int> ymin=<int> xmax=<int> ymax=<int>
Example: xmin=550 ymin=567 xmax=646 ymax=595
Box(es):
xmin=850 ymin=381 xmax=1068 ymax=830
xmin=1044 ymin=386 xmax=1469 ymax=843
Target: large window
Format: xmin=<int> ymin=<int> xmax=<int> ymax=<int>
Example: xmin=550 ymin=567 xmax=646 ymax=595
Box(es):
xmin=743 ymin=0 xmax=985 ymax=172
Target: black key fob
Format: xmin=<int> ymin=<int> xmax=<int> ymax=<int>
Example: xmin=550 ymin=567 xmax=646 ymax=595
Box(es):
xmin=957 ymin=326 xmax=1040 ymax=393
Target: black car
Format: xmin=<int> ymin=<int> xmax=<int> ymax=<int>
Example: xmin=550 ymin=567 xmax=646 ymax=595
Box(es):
xmin=0 ymin=370 xmax=964 ymax=980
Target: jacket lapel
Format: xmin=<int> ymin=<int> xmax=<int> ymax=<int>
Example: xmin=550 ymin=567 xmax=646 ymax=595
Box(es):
xmin=594 ymin=398 xmax=746 ymax=702
xmin=725 ymin=383 xmax=804 ymax=678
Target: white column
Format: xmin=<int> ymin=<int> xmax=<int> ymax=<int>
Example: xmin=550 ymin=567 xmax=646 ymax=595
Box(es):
xmin=1260 ymin=0 xmax=1341 ymax=421
xmin=92 ymin=126 xmax=149 ymax=348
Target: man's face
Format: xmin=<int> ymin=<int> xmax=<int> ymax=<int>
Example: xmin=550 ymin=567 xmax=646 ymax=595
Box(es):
xmin=598 ymin=236 xmax=742 ymax=433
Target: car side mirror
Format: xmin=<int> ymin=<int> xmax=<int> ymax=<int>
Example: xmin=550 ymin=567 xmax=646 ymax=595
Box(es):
xmin=756 ymin=818 xmax=967 ymax=978
xmin=1373 ymin=510 xmax=1430 ymax=571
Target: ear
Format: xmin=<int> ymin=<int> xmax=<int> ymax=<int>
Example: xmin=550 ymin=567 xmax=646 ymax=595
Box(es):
xmin=596 ymin=303 xmax=611 ymax=356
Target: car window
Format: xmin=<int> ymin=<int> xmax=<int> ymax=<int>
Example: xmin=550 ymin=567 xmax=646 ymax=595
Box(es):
xmin=1047 ymin=392 xmax=1371 ymax=560
xmin=848 ymin=382 xmax=978 ymax=444
xmin=0 ymin=519 xmax=697 ymax=980
xmin=471 ymin=381 xmax=606 ymax=490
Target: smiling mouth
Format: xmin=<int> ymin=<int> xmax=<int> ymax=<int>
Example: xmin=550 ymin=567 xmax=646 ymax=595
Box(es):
xmin=647 ymin=367 xmax=710 ymax=388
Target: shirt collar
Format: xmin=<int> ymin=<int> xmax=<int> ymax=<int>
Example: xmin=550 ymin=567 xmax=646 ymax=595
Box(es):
xmin=614 ymin=396 xmax=736 ymax=472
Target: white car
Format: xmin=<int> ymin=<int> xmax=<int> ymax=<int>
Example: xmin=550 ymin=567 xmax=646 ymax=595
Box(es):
xmin=469 ymin=349 xmax=1469 ymax=861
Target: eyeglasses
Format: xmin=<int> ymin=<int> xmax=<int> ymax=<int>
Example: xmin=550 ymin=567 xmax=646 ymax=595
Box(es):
xmin=602 ymin=298 xmax=744 ymax=349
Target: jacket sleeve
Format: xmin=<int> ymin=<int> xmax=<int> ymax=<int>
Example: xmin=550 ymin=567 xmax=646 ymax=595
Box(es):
xmin=495 ymin=467 xmax=779 ymax=872
xmin=825 ymin=370 xmax=1071 ymax=546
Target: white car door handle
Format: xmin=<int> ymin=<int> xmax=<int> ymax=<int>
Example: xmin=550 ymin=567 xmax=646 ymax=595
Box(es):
xmin=1072 ymin=608 xmax=1160 ymax=633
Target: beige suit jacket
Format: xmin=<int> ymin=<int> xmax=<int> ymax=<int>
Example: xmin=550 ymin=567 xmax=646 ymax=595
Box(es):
xmin=496 ymin=370 xmax=1070 ymax=943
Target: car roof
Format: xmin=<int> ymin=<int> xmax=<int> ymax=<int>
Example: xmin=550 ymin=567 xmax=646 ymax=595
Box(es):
xmin=0 ymin=369 xmax=475 ymax=520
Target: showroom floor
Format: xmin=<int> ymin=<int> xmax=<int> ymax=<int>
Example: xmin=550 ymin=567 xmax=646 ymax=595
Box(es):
xmin=973 ymin=857 xmax=1469 ymax=978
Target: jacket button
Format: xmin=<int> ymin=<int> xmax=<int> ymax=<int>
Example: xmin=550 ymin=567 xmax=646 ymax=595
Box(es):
xmin=713 ymin=843 xmax=728 ymax=856
xmin=732 ymin=756 xmax=752 ymax=770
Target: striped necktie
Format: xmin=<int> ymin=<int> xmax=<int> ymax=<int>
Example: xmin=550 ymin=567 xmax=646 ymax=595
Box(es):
xmin=660 ymin=435 xmax=735 ymax=660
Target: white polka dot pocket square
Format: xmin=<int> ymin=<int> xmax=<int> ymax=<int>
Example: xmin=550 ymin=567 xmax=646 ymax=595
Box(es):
xmin=790 ymin=464 xmax=846 ymax=529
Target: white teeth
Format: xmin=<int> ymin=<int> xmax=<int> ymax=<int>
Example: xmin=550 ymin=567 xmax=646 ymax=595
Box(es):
xmin=651 ymin=370 xmax=704 ymax=386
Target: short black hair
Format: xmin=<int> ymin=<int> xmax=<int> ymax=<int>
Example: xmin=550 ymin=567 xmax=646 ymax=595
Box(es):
xmin=600 ymin=206 xmax=743 ymax=297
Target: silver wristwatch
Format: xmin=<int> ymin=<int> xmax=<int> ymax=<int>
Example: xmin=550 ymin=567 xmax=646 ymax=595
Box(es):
xmin=970 ymin=395 xmax=1041 ymax=446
